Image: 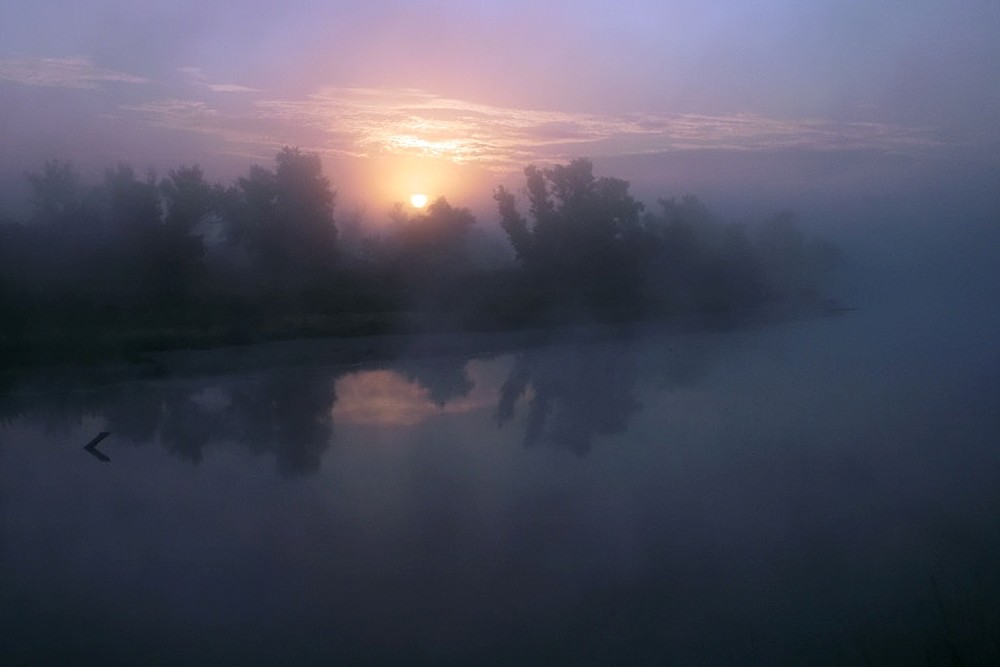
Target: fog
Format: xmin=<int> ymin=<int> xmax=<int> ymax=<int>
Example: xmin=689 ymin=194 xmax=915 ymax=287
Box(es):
xmin=2 ymin=274 xmax=998 ymax=663
xmin=3 ymin=2 xmax=1000 ymax=664
xmin=0 ymin=150 xmax=864 ymax=367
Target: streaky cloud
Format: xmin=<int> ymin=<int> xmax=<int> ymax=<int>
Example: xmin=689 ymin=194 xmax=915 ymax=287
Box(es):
xmin=251 ymin=87 xmax=945 ymax=169
xmin=124 ymin=99 xmax=220 ymax=120
xmin=206 ymin=83 xmax=262 ymax=94
xmin=111 ymin=82 xmax=947 ymax=173
xmin=0 ymin=56 xmax=146 ymax=89
xmin=176 ymin=65 xmax=262 ymax=94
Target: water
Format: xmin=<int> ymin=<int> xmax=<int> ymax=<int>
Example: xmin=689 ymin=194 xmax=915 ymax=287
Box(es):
xmin=1 ymin=299 xmax=998 ymax=665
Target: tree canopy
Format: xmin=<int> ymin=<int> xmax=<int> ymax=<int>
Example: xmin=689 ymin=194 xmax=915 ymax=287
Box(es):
xmin=1 ymin=150 xmax=843 ymax=361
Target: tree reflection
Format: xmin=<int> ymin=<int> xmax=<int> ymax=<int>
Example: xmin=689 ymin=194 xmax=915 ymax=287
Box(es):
xmin=497 ymin=343 xmax=643 ymax=455
xmin=225 ymin=371 xmax=336 ymax=474
xmin=495 ymin=331 xmax=720 ymax=455
xmin=0 ymin=367 xmax=338 ymax=475
xmin=0 ymin=370 xmax=27 ymax=428
xmin=0 ymin=330 xmax=722 ymax=464
xmin=398 ymin=358 xmax=475 ymax=407
xmin=158 ymin=389 xmax=217 ymax=463
xmin=102 ymin=384 xmax=164 ymax=444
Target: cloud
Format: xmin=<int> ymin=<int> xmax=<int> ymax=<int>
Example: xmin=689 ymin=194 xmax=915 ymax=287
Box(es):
xmin=0 ymin=56 xmax=146 ymax=89
xmin=250 ymin=87 xmax=943 ymax=169
xmin=121 ymin=98 xmax=279 ymax=162
xmin=206 ymin=83 xmax=262 ymax=93
xmin=115 ymin=83 xmax=945 ymax=173
xmin=124 ymin=98 xmax=219 ymax=120
xmin=177 ymin=66 xmax=262 ymax=94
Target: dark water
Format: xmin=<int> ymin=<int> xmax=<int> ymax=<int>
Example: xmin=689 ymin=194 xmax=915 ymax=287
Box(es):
xmin=2 ymin=298 xmax=999 ymax=665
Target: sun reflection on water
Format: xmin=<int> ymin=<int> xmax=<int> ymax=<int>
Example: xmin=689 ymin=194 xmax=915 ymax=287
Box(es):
xmin=331 ymin=362 xmax=498 ymax=427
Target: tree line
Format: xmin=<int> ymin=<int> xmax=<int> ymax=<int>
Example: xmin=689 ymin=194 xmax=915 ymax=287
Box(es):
xmin=0 ymin=148 xmax=842 ymax=361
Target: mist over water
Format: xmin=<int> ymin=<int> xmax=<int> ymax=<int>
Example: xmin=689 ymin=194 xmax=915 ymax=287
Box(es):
xmin=3 ymin=2 xmax=1000 ymax=663
xmin=2 ymin=236 xmax=998 ymax=664
xmin=1 ymin=115 xmax=998 ymax=665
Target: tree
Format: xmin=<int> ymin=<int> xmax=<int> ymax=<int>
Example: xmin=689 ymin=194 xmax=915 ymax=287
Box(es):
xmin=638 ymin=195 xmax=772 ymax=313
xmin=754 ymin=210 xmax=842 ymax=301
xmin=394 ymin=196 xmax=475 ymax=274
xmin=496 ymin=159 xmax=643 ymax=271
xmin=26 ymin=160 xmax=82 ymax=227
xmin=225 ymin=148 xmax=338 ymax=292
xmin=275 ymin=147 xmax=337 ymax=240
xmin=225 ymin=164 xmax=275 ymax=249
xmin=103 ymin=163 xmax=162 ymax=236
xmin=161 ymin=165 xmax=217 ymax=234
xmin=495 ymin=158 xmax=646 ymax=314
xmin=155 ymin=165 xmax=219 ymax=299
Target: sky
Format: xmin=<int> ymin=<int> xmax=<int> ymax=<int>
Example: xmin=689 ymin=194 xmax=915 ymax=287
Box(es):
xmin=2 ymin=0 xmax=999 ymax=219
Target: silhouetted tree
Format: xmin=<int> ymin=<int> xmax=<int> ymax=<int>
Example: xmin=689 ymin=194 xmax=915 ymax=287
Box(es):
xmin=1 ymin=152 xmax=844 ymax=360
xmin=395 ymin=197 xmax=475 ymax=275
xmin=225 ymin=147 xmax=338 ymax=294
xmin=93 ymin=164 xmax=163 ymax=299
xmin=495 ymin=159 xmax=646 ymax=316
xmin=753 ymin=209 xmax=842 ymax=301
xmin=26 ymin=160 xmax=83 ymax=228
xmin=497 ymin=159 xmax=644 ymax=271
xmin=161 ymin=165 xmax=217 ymax=233
xmin=638 ymin=195 xmax=768 ymax=312
xmin=18 ymin=161 xmax=104 ymax=297
xmin=102 ymin=164 xmax=162 ymax=235
xmin=0 ymin=221 xmax=20 ymax=324
xmin=154 ymin=165 xmax=218 ymax=300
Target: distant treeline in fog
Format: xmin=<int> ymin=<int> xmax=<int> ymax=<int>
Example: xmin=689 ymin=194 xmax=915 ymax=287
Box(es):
xmin=0 ymin=148 xmax=842 ymax=361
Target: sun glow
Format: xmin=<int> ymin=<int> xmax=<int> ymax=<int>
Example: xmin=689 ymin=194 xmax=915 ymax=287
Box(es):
xmin=410 ymin=193 xmax=428 ymax=208
xmin=363 ymin=154 xmax=487 ymax=216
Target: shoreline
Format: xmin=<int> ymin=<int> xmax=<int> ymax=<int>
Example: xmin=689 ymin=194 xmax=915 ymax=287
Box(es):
xmin=0 ymin=298 xmax=850 ymax=383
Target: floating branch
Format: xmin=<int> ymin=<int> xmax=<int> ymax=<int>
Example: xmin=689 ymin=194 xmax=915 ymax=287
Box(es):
xmin=83 ymin=431 xmax=111 ymax=462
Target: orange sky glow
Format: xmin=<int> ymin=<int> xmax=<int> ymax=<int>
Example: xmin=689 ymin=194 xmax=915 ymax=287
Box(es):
xmin=1 ymin=2 xmax=997 ymax=222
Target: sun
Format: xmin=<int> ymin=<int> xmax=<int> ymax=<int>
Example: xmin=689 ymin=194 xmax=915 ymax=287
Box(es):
xmin=410 ymin=193 xmax=429 ymax=209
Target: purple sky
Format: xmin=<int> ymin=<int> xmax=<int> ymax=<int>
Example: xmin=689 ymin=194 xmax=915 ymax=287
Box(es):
xmin=2 ymin=0 xmax=999 ymax=216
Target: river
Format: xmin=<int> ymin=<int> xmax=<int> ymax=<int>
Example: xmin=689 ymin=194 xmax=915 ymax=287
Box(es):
xmin=1 ymin=293 xmax=998 ymax=665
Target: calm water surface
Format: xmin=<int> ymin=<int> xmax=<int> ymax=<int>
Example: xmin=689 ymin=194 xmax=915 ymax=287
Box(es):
xmin=2 ymin=298 xmax=998 ymax=665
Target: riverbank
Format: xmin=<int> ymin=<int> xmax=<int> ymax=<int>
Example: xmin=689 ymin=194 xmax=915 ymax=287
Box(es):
xmin=0 ymin=297 xmax=850 ymax=384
